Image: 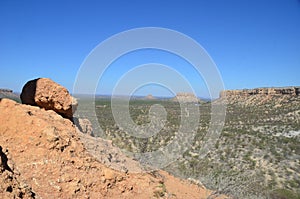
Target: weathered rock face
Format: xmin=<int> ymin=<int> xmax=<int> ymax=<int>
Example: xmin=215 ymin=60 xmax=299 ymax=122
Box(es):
xmin=20 ymin=78 xmax=77 ymax=120
xmin=0 ymin=98 xmax=214 ymax=198
xmin=220 ymin=87 xmax=300 ymax=98
xmin=216 ymin=86 xmax=300 ymax=107
xmin=173 ymin=92 xmax=199 ymax=103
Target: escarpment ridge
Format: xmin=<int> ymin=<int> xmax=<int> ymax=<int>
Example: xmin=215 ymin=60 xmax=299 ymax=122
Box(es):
xmin=220 ymin=86 xmax=300 ymax=98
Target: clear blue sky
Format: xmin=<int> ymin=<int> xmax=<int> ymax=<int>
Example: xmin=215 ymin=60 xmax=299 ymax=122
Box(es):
xmin=1 ymin=0 xmax=300 ymax=97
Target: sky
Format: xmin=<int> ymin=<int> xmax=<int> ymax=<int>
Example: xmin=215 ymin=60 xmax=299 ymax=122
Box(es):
xmin=0 ymin=0 xmax=300 ymax=98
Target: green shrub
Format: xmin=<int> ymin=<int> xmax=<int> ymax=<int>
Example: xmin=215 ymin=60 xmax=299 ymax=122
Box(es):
xmin=270 ymin=189 xmax=300 ymax=199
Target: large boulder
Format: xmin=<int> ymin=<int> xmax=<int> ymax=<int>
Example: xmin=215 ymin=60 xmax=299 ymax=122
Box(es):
xmin=20 ymin=78 xmax=77 ymax=120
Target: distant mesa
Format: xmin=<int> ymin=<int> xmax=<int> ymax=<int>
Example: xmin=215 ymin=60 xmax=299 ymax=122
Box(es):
xmin=0 ymin=88 xmax=20 ymax=102
xmin=145 ymin=94 xmax=156 ymax=100
xmin=20 ymin=78 xmax=78 ymax=120
xmin=172 ymin=92 xmax=199 ymax=103
xmin=0 ymin=89 xmax=13 ymax=93
xmin=220 ymin=87 xmax=300 ymax=98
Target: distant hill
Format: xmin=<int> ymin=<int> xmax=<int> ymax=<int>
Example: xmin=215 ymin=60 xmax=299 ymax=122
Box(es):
xmin=172 ymin=92 xmax=202 ymax=103
xmin=0 ymin=89 xmax=20 ymax=102
xmin=144 ymin=94 xmax=156 ymax=100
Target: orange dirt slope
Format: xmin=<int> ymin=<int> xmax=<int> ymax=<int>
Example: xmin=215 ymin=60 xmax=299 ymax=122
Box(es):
xmin=0 ymin=98 xmax=222 ymax=198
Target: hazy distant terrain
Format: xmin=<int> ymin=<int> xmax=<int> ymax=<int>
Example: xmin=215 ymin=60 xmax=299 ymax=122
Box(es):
xmin=75 ymin=90 xmax=300 ymax=199
xmin=0 ymin=89 xmax=20 ymax=102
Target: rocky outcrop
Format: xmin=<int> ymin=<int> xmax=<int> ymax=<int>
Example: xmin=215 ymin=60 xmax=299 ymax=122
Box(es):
xmin=216 ymin=86 xmax=300 ymax=106
xmin=173 ymin=92 xmax=199 ymax=103
xmin=220 ymin=87 xmax=300 ymax=98
xmin=20 ymin=78 xmax=77 ymax=120
xmin=0 ymin=97 xmax=215 ymax=198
